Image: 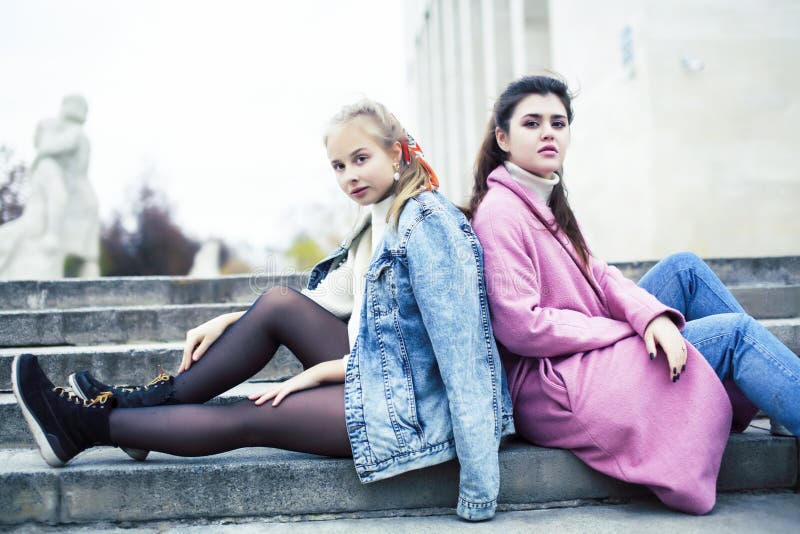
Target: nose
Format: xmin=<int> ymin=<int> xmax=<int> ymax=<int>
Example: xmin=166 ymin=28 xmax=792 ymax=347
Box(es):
xmin=345 ymin=170 xmax=359 ymax=183
xmin=540 ymin=124 xmax=554 ymax=141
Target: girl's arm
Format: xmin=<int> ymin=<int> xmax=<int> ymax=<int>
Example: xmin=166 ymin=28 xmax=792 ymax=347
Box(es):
xmin=248 ymin=359 xmax=345 ymax=406
xmin=477 ymin=211 xmax=636 ymax=357
xmin=179 ymin=311 xmax=246 ymax=373
xmin=591 ymin=259 xmax=689 ymax=377
xmin=590 ymin=258 xmax=686 ymax=337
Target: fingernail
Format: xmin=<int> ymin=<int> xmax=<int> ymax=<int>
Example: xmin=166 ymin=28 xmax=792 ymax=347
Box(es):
xmin=673 ymin=367 xmax=677 ymax=375
xmin=676 ymin=373 xmax=680 ymax=380
xmin=649 ymin=353 xmax=655 ymax=360
xmin=681 ymin=364 xmax=686 ymax=373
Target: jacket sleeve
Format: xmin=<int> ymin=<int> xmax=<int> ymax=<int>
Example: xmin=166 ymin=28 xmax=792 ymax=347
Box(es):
xmin=476 ymin=211 xmax=637 ymax=357
xmin=590 ymin=257 xmax=686 ymax=337
xmin=405 ymin=210 xmax=500 ymax=521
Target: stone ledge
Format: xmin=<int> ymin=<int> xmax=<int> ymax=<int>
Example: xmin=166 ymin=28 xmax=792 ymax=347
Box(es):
xmin=1 ymin=257 xmax=797 ymax=311
xmin=0 ymin=343 xmax=301 ymax=391
xmin=0 ymin=430 xmax=795 ymax=525
xmin=1 ymin=303 xmax=799 ymax=350
xmin=0 ymin=274 xmax=308 ymax=311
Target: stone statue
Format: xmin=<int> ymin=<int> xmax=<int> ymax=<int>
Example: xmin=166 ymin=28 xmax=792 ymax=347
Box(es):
xmin=0 ymin=95 xmax=100 ymax=279
xmin=188 ymin=239 xmax=222 ymax=277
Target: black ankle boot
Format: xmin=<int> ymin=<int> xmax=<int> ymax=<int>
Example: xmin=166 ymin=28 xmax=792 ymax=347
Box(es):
xmin=68 ymin=368 xmax=177 ymax=408
xmin=68 ymin=368 xmax=177 ymax=462
xmin=12 ymin=354 xmax=113 ymax=467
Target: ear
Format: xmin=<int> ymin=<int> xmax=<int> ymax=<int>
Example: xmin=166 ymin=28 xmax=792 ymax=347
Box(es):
xmin=390 ymin=140 xmax=403 ymax=164
xmin=495 ymin=127 xmax=510 ymax=153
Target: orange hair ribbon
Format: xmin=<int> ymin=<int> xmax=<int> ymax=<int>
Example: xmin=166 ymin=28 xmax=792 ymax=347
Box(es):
xmin=401 ymin=131 xmax=440 ymax=191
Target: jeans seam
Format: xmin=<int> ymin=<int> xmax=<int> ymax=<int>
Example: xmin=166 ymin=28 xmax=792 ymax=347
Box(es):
xmin=741 ymin=331 xmax=800 ymax=385
xmin=658 ymin=266 xmax=742 ymax=318
xmin=691 ymin=329 xmax=800 ymax=386
xmin=693 ymin=270 xmax=744 ymax=314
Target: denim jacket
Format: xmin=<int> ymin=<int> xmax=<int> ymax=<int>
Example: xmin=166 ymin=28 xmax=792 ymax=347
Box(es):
xmin=307 ymin=190 xmax=514 ymax=520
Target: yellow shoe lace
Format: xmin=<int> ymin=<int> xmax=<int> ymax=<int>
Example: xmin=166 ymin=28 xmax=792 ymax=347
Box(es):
xmin=88 ymin=391 xmax=114 ymax=406
xmin=143 ymin=366 xmax=171 ymax=389
xmin=54 ymin=387 xmax=114 ymax=407
xmin=117 ymin=366 xmax=171 ymax=392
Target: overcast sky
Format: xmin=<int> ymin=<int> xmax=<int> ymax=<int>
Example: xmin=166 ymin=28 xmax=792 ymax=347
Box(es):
xmin=0 ymin=0 xmax=412 ymax=260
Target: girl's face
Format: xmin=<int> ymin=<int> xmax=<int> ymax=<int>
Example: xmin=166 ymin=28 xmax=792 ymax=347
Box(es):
xmin=327 ymin=120 xmax=401 ymax=207
xmin=496 ymin=93 xmax=570 ymax=179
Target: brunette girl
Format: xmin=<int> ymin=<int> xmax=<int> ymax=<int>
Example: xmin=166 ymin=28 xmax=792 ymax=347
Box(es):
xmin=13 ymin=99 xmax=513 ymax=521
xmin=468 ymin=75 xmax=798 ymax=514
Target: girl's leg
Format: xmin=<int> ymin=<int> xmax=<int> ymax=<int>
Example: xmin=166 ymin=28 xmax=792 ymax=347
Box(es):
xmin=110 ymin=384 xmax=351 ymax=457
xmin=108 ymin=288 xmax=353 ymax=457
xmin=682 ymin=312 xmax=799 ymax=435
xmin=171 ymin=286 xmax=350 ymax=404
xmin=637 ymin=252 xmax=745 ymax=320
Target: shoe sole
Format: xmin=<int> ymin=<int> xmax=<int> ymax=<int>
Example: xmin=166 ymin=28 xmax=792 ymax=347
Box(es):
xmin=12 ymin=355 xmax=66 ymax=468
xmin=68 ymin=372 xmax=150 ymax=462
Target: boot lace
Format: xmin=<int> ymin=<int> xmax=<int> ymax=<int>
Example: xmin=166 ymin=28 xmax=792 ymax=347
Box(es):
xmin=54 ymin=387 xmax=113 ymax=407
xmin=117 ymin=366 xmax=171 ymax=393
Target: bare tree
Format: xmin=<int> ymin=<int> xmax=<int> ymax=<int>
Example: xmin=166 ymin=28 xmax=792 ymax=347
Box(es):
xmin=0 ymin=146 xmax=28 ymax=225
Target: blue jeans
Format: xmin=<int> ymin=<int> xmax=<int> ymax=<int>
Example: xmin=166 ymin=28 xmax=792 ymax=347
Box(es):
xmin=637 ymin=252 xmax=799 ymax=436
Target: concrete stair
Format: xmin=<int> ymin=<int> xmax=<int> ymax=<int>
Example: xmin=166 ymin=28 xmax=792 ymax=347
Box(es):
xmin=1 ymin=257 xmax=798 ymax=526
xmin=2 ymin=429 xmax=795 ymax=525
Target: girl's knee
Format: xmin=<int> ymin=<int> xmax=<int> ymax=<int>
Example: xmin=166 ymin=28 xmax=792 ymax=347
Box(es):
xmin=257 ymin=285 xmax=298 ymax=310
xmin=709 ymin=312 xmax=754 ymax=332
xmin=664 ymin=251 xmax=704 ymax=270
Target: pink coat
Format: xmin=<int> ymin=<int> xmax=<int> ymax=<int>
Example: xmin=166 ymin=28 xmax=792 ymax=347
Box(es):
xmin=472 ymin=166 xmax=751 ymax=514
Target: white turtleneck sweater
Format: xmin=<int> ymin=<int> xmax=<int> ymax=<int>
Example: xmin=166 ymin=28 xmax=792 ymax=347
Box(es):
xmin=350 ymin=193 xmax=394 ymax=346
xmin=301 ymin=194 xmax=395 ymax=363
xmin=504 ymin=161 xmax=559 ymax=205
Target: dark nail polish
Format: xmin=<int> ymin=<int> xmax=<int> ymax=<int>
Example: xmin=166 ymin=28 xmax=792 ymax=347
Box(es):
xmin=672 ymin=376 xmax=677 ymax=383
xmin=681 ymin=364 xmax=686 ymax=373
xmin=676 ymin=373 xmax=680 ymax=380
xmin=673 ymin=367 xmax=677 ymax=375
xmin=650 ymin=353 xmax=655 ymax=360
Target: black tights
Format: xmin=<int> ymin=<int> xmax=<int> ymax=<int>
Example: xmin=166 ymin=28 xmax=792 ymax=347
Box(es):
xmin=108 ymin=287 xmax=352 ymax=457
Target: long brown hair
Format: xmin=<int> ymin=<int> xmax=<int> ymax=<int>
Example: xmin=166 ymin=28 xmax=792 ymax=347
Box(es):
xmin=325 ymin=100 xmax=436 ymax=228
xmin=465 ymin=75 xmax=590 ymax=267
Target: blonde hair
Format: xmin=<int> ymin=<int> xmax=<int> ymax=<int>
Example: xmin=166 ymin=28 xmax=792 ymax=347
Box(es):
xmin=324 ymin=99 xmax=436 ymax=227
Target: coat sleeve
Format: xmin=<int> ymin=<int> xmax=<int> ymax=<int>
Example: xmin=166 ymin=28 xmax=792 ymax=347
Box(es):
xmin=475 ymin=211 xmax=637 ymax=357
xmin=406 ymin=210 xmax=500 ymax=521
xmin=590 ymin=257 xmax=686 ymax=337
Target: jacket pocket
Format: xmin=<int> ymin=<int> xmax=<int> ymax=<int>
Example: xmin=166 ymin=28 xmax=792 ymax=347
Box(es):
xmin=366 ymin=255 xmax=397 ymax=317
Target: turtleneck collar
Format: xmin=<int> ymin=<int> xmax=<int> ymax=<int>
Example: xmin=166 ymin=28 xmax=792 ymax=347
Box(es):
xmin=370 ymin=193 xmax=395 ymax=252
xmin=503 ymin=161 xmax=560 ymax=205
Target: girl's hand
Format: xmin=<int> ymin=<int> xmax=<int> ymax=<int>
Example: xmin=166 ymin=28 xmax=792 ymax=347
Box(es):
xmin=178 ymin=312 xmax=244 ymax=373
xmin=248 ymin=370 xmax=321 ymax=406
xmin=643 ymin=314 xmax=687 ymax=382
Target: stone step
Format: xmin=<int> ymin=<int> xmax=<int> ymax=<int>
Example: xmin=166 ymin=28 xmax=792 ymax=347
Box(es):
xmin=0 ymin=303 xmax=250 ymax=347
xmin=615 ymin=256 xmax=800 ymax=286
xmin=760 ymin=317 xmax=800 ymax=354
xmin=0 ymin=274 xmax=306 ymax=311
xmin=2 ymin=295 xmax=798 ymax=349
xmin=732 ymin=285 xmax=800 ymax=319
xmin=0 ymin=317 xmax=797 ymax=393
xmin=1 ymin=427 xmax=795 ymax=526
xmin=1 ymin=257 xmax=797 ymax=311
xmin=11 ymin=492 xmax=799 ymax=533
xmin=0 ymin=343 xmax=301 ymax=392
xmin=0 ymin=383 xmax=269 ymax=448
